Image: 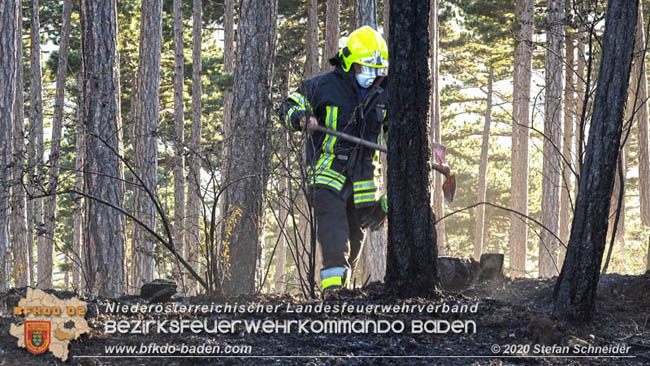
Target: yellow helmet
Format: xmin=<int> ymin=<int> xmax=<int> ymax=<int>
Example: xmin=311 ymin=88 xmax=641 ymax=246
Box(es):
xmin=339 ymin=26 xmax=388 ymax=73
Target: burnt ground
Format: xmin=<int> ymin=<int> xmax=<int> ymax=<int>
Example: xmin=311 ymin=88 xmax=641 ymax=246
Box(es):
xmin=0 ymin=272 xmax=648 ymax=366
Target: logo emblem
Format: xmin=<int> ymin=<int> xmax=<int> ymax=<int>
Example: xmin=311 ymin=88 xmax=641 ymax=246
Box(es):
xmin=25 ymin=321 xmax=51 ymax=354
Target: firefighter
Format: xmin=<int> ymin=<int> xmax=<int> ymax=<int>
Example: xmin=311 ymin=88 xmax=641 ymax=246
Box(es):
xmin=281 ymin=26 xmax=389 ymax=296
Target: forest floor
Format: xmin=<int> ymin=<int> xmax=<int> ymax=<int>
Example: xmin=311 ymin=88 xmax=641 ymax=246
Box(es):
xmin=0 ymin=271 xmax=649 ymax=366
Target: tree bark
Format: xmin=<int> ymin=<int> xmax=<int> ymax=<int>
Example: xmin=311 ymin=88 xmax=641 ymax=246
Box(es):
xmin=509 ymin=0 xmax=533 ymax=278
xmin=559 ymin=23 xmax=575 ymax=268
xmin=385 ymin=0 xmax=438 ymax=297
xmin=354 ymin=0 xmax=376 ymax=29
xmin=29 ymin=0 xmax=49 ymax=289
xmin=132 ymin=0 xmax=163 ymax=290
xmin=633 ymin=4 xmax=650 ymax=227
xmin=383 ymin=0 xmax=389 ymax=37
xmin=73 ymin=72 xmax=85 ymax=291
xmin=81 ymin=0 xmax=126 ymax=297
xmin=539 ymin=0 xmax=564 ymax=278
xmin=11 ymin=0 xmax=29 ymax=288
xmin=44 ymin=0 xmax=73 ymax=290
xmin=221 ymin=0 xmax=277 ymax=297
xmin=0 ymin=0 xmax=18 ymax=291
xmin=186 ymin=0 xmax=202 ymax=295
xmin=553 ymin=0 xmax=637 ymax=322
xmin=172 ymin=0 xmax=186 ymax=291
xmin=321 ymin=0 xmax=340 ymax=72
xmin=223 ymin=0 xmax=234 ymax=131
xmin=274 ymin=70 xmax=291 ymax=294
xmin=474 ymin=66 xmax=493 ymax=260
xmin=305 ymin=0 xmax=319 ymax=78
xmin=430 ymin=0 xmax=446 ymax=255
xmin=351 ymin=0 xmax=386 ymax=284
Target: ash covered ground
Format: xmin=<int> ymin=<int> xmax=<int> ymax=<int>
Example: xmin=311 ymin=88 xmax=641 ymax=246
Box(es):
xmin=1 ymin=272 xmax=649 ymax=366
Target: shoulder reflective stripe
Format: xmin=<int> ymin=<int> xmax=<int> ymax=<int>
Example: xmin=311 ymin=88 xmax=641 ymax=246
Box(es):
xmin=289 ymin=92 xmax=312 ymax=113
xmin=321 ymin=276 xmax=342 ymax=290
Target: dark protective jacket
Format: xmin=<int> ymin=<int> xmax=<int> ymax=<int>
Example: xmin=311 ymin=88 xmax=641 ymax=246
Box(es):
xmin=281 ymin=66 xmax=388 ymax=208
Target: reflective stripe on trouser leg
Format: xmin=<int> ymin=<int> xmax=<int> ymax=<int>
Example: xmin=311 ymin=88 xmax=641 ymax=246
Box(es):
xmin=310 ymin=187 xmax=351 ymax=288
xmin=320 ymin=267 xmax=348 ymax=291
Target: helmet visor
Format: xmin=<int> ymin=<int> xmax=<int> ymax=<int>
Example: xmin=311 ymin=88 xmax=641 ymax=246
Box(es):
xmin=356 ymin=52 xmax=388 ymax=71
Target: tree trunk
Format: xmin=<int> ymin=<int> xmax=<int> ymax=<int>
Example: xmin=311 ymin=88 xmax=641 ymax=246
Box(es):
xmin=221 ymin=0 xmax=277 ymax=297
xmin=352 ymin=0 xmax=386 ymax=285
xmin=575 ymin=12 xmax=586 ymax=199
xmin=29 ymin=0 xmax=49 ymax=289
xmin=274 ymin=71 xmax=290 ymax=294
xmin=354 ymin=0 xmax=376 ymax=28
xmin=474 ymin=66 xmax=493 ymax=260
xmin=73 ymin=72 xmax=85 ymax=291
xmin=553 ymin=0 xmax=637 ymax=322
xmin=559 ymin=24 xmax=574 ymax=268
xmin=430 ymin=0 xmax=446 ymax=255
xmin=509 ymin=0 xmax=533 ymax=278
xmin=633 ymin=4 xmax=650 ymax=227
xmin=274 ymin=69 xmax=291 ymax=294
xmin=132 ymin=0 xmax=163 ymax=290
xmin=186 ymin=0 xmax=202 ymax=295
xmin=223 ymin=0 xmax=234 ymax=132
xmin=11 ymin=0 xmax=29 ymax=288
xmin=305 ymin=0 xmax=319 ymax=78
xmin=0 ymin=0 xmax=18 ymax=291
xmin=172 ymin=0 xmax=186 ymax=291
xmin=44 ymin=0 xmax=73 ymax=290
xmin=81 ymin=0 xmax=126 ymax=297
xmin=539 ymin=0 xmax=564 ymax=278
xmin=383 ymin=0 xmax=389 ymax=36
xmin=385 ymin=0 xmax=438 ymax=297
xmin=321 ymin=0 xmax=340 ymax=72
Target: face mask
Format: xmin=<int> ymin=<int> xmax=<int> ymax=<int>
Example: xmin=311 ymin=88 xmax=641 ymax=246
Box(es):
xmin=355 ymin=73 xmax=376 ymax=88
xmin=355 ymin=65 xmax=377 ymax=88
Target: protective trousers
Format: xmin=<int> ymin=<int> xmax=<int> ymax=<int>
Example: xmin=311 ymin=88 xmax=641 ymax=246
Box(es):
xmin=310 ymin=185 xmax=366 ymax=292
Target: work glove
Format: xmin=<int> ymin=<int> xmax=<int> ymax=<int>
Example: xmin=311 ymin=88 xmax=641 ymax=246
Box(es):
xmin=359 ymin=196 xmax=388 ymax=231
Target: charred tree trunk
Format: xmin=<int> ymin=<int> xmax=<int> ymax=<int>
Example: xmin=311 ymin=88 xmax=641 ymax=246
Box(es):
xmin=44 ymin=0 xmax=73 ymax=289
xmin=509 ymin=0 xmax=533 ymax=278
xmin=354 ymin=0 xmax=376 ymax=28
xmin=430 ymin=0 xmax=446 ymax=255
xmin=385 ymin=0 xmax=438 ymax=297
xmin=132 ymin=0 xmax=163 ymax=290
xmin=633 ymin=4 xmax=650 ymax=227
xmin=305 ymin=0 xmax=319 ymax=78
xmin=186 ymin=0 xmax=202 ymax=295
xmin=172 ymin=0 xmax=186 ymax=291
xmin=0 ymin=0 xmax=18 ymax=291
xmin=553 ymin=0 xmax=637 ymax=322
xmin=221 ymin=0 xmax=277 ymax=297
xmin=539 ymin=0 xmax=564 ymax=278
xmin=81 ymin=0 xmax=126 ymax=297
xmin=321 ymin=0 xmax=340 ymax=72
xmin=474 ymin=66 xmax=493 ymax=260
xmin=30 ymin=0 xmax=49 ymax=289
xmin=11 ymin=0 xmax=29 ymax=288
